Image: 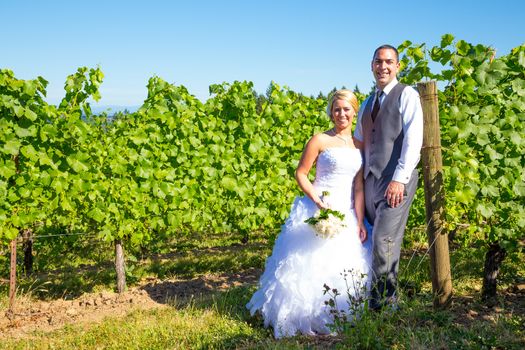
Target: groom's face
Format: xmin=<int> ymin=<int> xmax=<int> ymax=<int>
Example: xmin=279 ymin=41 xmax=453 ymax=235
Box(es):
xmin=371 ymin=48 xmax=400 ymax=89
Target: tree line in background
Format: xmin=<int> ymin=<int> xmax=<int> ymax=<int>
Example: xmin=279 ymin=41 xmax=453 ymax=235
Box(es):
xmin=1 ymin=34 xmax=523 ymax=297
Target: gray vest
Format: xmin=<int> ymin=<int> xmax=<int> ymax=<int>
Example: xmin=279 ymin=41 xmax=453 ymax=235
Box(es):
xmin=362 ymin=83 xmax=406 ymax=179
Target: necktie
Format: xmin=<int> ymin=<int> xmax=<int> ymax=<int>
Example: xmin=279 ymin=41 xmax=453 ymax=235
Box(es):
xmin=371 ymin=90 xmax=383 ymax=122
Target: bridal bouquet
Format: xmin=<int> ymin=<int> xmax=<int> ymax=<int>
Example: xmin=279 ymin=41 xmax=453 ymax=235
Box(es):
xmin=304 ymin=192 xmax=346 ymax=238
xmin=305 ymin=208 xmax=346 ymax=239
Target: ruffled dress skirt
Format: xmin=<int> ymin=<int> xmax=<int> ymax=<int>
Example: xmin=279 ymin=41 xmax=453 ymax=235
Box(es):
xmin=246 ymin=194 xmax=372 ymax=338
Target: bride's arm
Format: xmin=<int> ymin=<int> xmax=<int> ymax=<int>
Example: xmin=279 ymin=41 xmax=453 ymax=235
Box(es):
xmin=353 ymin=137 xmax=367 ymax=242
xmin=295 ymin=134 xmax=328 ymax=209
xmin=354 ymin=166 xmax=367 ymax=242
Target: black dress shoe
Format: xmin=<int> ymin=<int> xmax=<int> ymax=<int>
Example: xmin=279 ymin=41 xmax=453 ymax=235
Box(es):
xmin=368 ymin=296 xmax=399 ymax=312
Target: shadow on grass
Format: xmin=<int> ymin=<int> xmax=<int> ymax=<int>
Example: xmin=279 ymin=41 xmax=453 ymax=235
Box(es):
xmin=0 ymin=232 xmax=117 ymax=300
xmin=397 ymin=242 xmax=524 ymax=297
xmin=140 ymin=268 xmax=261 ymax=306
xmin=144 ymin=242 xmax=269 ymax=279
xmin=0 ymin=232 xmax=273 ymax=301
xmin=0 ymin=261 xmax=117 ymax=301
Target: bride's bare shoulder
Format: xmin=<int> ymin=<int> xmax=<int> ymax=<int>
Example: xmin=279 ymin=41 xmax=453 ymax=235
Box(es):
xmin=309 ymin=130 xmax=332 ymax=143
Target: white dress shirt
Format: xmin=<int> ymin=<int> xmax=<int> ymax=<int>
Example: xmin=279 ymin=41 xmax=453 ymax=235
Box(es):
xmin=354 ymin=78 xmax=423 ymax=184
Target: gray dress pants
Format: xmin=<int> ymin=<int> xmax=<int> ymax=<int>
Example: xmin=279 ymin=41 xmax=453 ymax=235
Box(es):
xmin=365 ymin=169 xmax=419 ymax=308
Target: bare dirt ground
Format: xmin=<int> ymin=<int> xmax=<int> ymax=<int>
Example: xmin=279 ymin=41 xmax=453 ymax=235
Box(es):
xmin=0 ymin=268 xmax=261 ymax=339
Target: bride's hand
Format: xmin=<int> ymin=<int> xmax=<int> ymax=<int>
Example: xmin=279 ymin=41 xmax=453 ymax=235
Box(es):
xmin=358 ymin=222 xmax=367 ymax=243
xmin=314 ymin=199 xmax=329 ymax=210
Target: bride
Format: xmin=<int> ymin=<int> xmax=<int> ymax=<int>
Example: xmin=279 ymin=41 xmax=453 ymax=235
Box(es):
xmin=246 ymin=89 xmax=372 ymax=338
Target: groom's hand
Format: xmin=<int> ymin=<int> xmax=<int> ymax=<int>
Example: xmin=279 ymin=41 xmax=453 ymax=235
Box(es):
xmin=385 ymin=181 xmax=405 ymax=208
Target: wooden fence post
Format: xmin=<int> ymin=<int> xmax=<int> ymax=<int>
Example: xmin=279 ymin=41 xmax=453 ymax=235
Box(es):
xmin=8 ymin=238 xmax=17 ymax=317
xmin=115 ymin=239 xmax=126 ymax=293
xmin=418 ymin=81 xmax=453 ymax=308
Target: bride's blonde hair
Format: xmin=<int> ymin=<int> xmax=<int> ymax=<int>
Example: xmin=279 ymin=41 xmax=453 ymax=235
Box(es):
xmin=326 ymin=89 xmax=359 ymax=118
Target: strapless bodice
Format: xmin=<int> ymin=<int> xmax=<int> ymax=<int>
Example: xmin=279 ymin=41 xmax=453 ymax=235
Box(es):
xmin=312 ymin=147 xmax=362 ymax=210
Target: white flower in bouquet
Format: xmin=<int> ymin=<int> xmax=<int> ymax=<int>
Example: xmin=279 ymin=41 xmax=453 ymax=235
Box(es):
xmin=304 ymin=192 xmax=346 ymax=239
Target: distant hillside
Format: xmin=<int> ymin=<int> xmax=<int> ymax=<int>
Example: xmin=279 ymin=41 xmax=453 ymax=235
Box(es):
xmin=90 ymin=105 xmax=140 ymax=115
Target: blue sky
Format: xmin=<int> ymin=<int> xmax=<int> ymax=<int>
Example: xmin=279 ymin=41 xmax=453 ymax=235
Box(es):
xmin=3 ymin=0 xmax=524 ymax=108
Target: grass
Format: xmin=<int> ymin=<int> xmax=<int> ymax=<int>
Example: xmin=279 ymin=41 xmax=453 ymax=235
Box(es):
xmin=0 ymin=299 xmax=266 ymax=349
xmin=1 ymin=230 xmax=524 ymax=349
xmin=1 ymin=283 xmax=523 ymax=349
xmin=335 ymin=297 xmax=523 ymax=349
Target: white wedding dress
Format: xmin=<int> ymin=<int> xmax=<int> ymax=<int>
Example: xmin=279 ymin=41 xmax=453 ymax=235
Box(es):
xmin=247 ymin=147 xmax=372 ymax=338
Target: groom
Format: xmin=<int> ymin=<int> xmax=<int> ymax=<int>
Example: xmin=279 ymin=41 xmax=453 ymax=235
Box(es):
xmin=354 ymin=45 xmax=423 ymax=310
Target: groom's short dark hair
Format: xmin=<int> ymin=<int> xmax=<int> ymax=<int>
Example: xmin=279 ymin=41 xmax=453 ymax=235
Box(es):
xmin=373 ymin=45 xmax=399 ymax=62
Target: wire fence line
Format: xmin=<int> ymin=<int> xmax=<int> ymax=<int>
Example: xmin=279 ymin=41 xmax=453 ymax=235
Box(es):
xmin=24 ymin=232 xmax=101 ymax=239
xmin=0 ymin=232 xmax=104 ymax=259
